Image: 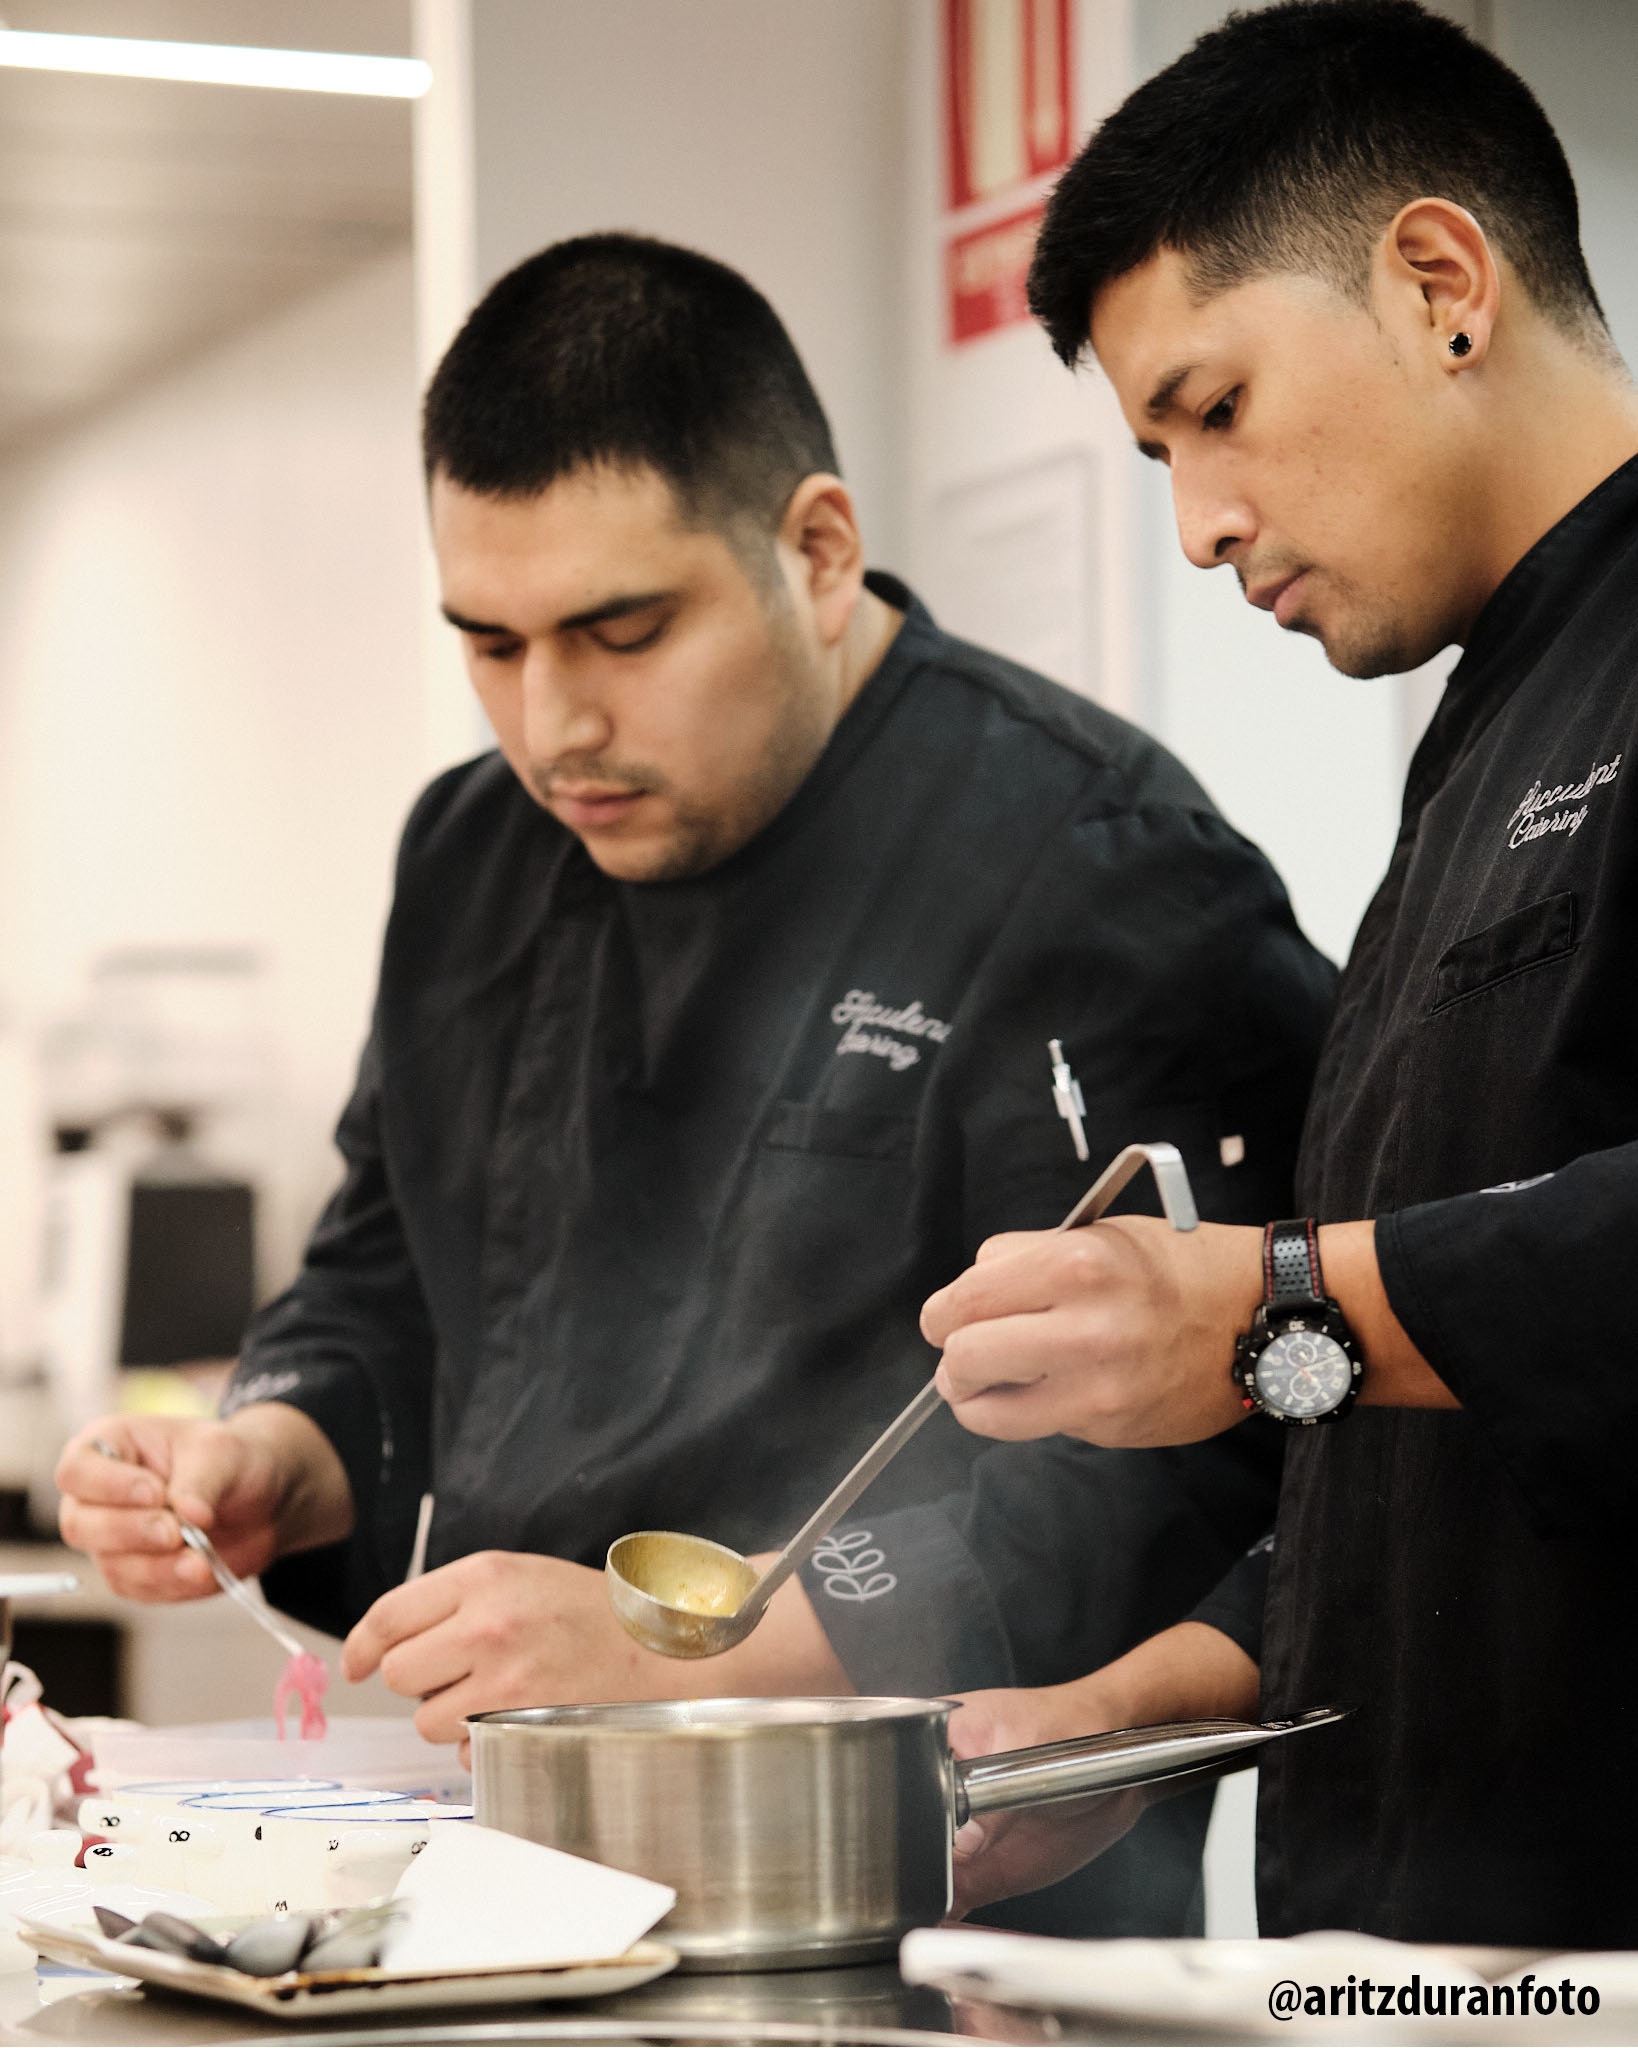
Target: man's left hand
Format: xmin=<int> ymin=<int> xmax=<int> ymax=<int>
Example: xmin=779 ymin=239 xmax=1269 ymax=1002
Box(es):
xmin=342 ymin=1548 xmax=851 ymax=1748
xmin=947 ymin=1686 xmax=1147 ymax=1916
xmin=921 ymin=1216 xmax=1262 ymax=1446
xmin=945 ymin=1620 xmax=1261 ymax=1914
xmin=342 ymin=1552 xmax=655 ymax=1744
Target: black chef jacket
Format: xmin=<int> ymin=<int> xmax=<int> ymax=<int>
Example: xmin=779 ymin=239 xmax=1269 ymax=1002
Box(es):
xmin=228 ymin=575 xmax=1333 ymax=1934
xmin=1256 ymin=454 xmax=1638 ymax=1948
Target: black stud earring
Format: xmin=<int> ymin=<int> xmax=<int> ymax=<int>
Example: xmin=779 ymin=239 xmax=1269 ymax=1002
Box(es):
xmin=1448 ymin=332 xmax=1473 ymax=358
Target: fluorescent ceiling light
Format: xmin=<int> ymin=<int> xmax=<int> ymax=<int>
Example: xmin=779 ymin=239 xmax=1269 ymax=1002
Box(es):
xmin=0 ymin=29 xmax=431 ymax=97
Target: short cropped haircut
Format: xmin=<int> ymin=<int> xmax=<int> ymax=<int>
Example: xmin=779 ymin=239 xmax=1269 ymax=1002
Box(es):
xmin=423 ymin=233 xmax=840 ymax=537
xmin=1028 ymin=0 xmax=1608 ymax=365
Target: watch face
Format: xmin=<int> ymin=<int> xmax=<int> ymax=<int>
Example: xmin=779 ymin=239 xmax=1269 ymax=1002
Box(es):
xmin=1253 ymin=1326 xmax=1354 ymax=1418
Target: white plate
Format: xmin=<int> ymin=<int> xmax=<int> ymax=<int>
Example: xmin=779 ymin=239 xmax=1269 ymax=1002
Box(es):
xmin=18 ymin=1917 xmax=677 ymax=2022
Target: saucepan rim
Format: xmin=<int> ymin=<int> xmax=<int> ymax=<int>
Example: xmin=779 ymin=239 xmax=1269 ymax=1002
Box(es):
xmin=467 ymin=1695 xmax=957 ymax=1734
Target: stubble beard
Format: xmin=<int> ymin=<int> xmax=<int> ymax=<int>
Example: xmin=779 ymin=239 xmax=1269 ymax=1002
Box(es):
xmin=1286 ymin=576 xmax=1438 ymax=681
xmin=545 ymin=625 xmax=837 ymax=885
xmin=649 ymin=641 xmax=835 ymax=882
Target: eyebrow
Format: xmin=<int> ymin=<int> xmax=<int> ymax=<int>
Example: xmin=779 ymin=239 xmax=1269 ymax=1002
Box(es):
xmin=1129 ymin=361 xmax=1207 ymax=464
xmin=1144 ymin=361 xmax=1202 ymax=422
xmin=441 ymin=589 xmax=675 ymax=637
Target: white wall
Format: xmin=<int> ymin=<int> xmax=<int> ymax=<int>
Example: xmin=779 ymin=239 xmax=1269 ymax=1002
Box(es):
xmin=464 ymin=0 xmax=910 ymax=569
xmin=904 ymin=1 xmax=1142 ymax=717
xmin=0 ymin=248 xmax=428 ymax=1292
xmin=1494 ymin=1 xmax=1638 ymax=368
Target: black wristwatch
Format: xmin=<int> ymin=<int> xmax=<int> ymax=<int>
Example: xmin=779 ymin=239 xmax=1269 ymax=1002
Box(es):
xmin=1232 ymin=1218 xmax=1363 ymax=1425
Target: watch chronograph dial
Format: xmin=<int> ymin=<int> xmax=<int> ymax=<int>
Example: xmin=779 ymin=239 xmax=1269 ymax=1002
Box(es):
xmin=1253 ymin=1327 xmax=1353 ymax=1417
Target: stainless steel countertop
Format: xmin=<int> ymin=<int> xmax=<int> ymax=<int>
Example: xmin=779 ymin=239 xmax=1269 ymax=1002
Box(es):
xmin=13 ymin=1947 xmax=1638 ymax=2047
xmin=12 ymin=1949 xmax=1637 ymax=2048
xmin=0 ymin=1957 xmax=1046 ymax=2047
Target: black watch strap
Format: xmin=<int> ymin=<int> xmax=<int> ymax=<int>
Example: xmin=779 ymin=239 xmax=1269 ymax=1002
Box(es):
xmin=1265 ymin=1218 xmax=1324 ymax=1307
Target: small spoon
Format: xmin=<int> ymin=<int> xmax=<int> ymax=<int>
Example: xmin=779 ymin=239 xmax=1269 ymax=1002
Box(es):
xmin=174 ymin=1519 xmax=309 ymax=1659
xmin=174 ymin=1519 xmax=330 ymax=1736
xmin=92 ymin=1436 xmax=306 ymax=1656
xmin=607 ymin=1142 xmax=1198 ymax=1658
xmin=92 ymin=1438 xmax=329 ymax=1732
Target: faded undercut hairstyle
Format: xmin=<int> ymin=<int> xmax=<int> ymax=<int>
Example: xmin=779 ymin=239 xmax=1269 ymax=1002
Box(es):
xmin=422 ymin=233 xmax=840 ymax=560
xmin=1028 ymin=0 xmax=1609 ymax=366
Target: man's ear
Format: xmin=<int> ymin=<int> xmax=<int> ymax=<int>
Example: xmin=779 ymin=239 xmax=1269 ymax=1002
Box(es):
xmin=778 ymin=473 xmax=864 ymax=647
xmin=1378 ymin=197 xmax=1501 ymax=370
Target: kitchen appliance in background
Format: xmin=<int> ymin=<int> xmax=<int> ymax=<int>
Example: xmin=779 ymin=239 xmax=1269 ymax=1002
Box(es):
xmin=0 ymin=1002 xmax=53 ymax=1529
xmin=36 ymin=949 xmax=272 ymax=1455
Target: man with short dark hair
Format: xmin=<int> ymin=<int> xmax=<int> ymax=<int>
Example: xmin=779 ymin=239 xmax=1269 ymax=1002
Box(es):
xmin=57 ymin=234 xmax=1333 ymax=1935
xmin=925 ymin=0 xmax=1638 ymax=1946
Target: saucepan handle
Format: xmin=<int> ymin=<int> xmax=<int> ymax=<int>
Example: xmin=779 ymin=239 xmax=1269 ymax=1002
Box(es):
xmin=952 ymin=1706 xmax=1348 ymax=1825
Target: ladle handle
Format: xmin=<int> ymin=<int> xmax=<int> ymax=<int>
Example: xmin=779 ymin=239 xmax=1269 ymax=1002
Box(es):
xmin=744 ymin=1145 xmax=1198 ymax=1623
xmin=743 ymin=1379 xmax=946 ymax=1620
xmin=1055 ymin=1141 xmax=1198 ymax=1234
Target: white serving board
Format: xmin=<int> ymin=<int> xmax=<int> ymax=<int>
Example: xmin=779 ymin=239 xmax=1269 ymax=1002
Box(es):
xmin=19 ymin=1917 xmax=676 ymax=2022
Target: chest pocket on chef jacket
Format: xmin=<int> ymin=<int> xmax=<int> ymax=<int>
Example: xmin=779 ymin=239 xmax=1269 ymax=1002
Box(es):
xmin=742 ymin=1104 xmax=919 ymax=1316
xmin=1426 ymin=891 xmax=1578 ymax=1015
xmin=763 ymin=1103 xmax=917 ymax=1161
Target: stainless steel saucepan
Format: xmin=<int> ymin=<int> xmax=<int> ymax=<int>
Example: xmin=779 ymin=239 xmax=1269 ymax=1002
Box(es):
xmin=469 ymin=1696 xmax=1344 ymax=1972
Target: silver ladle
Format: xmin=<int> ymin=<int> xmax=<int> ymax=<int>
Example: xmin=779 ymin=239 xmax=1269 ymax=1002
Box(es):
xmin=606 ymin=1141 xmax=1199 ymax=1659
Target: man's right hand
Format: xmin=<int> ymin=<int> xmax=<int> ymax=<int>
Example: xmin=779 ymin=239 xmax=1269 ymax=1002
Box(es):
xmin=55 ymin=1405 xmax=353 ymax=1602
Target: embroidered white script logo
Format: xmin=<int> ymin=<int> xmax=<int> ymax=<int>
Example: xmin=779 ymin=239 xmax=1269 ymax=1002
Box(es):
xmin=811 ymin=1529 xmax=897 ymax=1602
xmin=1507 ymin=754 xmax=1621 ymax=850
xmin=222 ymin=1369 xmax=301 ymax=1414
xmin=830 ymin=989 xmax=951 ymax=1072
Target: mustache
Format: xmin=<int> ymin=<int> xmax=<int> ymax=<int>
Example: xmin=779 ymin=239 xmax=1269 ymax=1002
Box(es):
xmin=529 ymin=756 xmax=662 ymax=804
xmin=1234 ymin=553 xmax=1307 ymax=602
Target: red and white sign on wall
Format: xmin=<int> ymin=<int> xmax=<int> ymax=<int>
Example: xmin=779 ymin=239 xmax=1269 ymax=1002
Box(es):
xmin=945 ymin=0 xmax=1072 ymax=209
xmin=943 ymin=0 xmax=1073 ymax=345
xmin=947 ymin=204 xmax=1048 ymax=344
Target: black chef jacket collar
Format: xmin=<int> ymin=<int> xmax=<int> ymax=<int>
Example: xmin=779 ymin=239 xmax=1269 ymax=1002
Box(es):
xmin=1405 ymin=449 xmax=1638 ymax=819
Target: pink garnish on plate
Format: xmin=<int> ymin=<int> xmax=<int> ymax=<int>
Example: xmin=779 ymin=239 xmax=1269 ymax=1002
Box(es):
xmin=274 ymin=1650 xmax=330 ymax=1739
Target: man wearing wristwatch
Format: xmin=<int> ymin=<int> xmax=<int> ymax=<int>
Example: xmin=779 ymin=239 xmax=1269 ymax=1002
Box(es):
xmin=1233 ymin=1223 xmax=1362 ymax=1426
xmin=923 ymin=0 xmax=1638 ymax=1953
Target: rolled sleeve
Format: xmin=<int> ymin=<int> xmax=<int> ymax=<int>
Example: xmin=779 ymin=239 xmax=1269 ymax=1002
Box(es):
xmin=802 ymin=1430 xmax=1283 ymax=1699
xmin=1376 ymin=1139 xmax=1638 ymax=1537
xmin=223 ymin=1029 xmax=437 ymax=1632
xmin=219 ymin=1358 xmax=385 ymax=1641
xmin=221 ymin=1359 xmax=381 ymax=1513
xmin=799 ymin=1503 xmax=1015 ymax=1695
xmin=1185 ymin=1533 xmax=1272 ymax=1665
